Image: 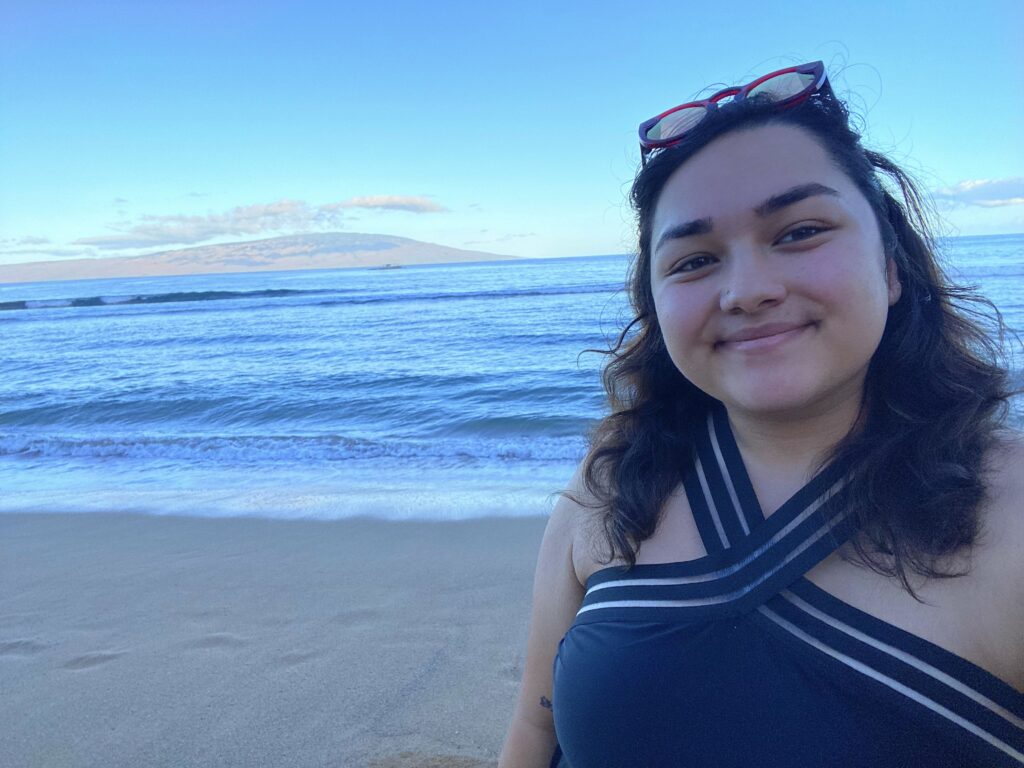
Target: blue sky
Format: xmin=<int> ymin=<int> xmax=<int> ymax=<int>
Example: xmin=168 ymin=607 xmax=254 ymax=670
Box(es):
xmin=1 ymin=0 xmax=1022 ymax=267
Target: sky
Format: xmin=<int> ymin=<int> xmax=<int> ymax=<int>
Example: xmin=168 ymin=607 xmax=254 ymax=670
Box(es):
xmin=1 ymin=0 xmax=1022 ymax=267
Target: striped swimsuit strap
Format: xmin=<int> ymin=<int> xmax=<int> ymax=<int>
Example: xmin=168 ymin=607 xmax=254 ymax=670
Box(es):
xmin=577 ymin=406 xmax=855 ymax=621
xmin=574 ymin=405 xmax=1024 ymax=763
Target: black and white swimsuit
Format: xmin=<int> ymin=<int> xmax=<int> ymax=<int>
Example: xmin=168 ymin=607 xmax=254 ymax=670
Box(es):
xmin=551 ymin=405 xmax=1024 ymax=767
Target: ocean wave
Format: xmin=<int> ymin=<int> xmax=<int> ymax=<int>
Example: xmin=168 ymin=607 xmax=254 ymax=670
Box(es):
xmin=0 ymin=432 xmax=589 ymax=465
xmin=433 ymin=414 xmax=595 ymax=438
xmin=0 ymin=483 xmax=562 ymax=520
xmin=313 ymin=282 xmax=623 ymax=308
xmin=0 ymin=280 xmax=624 ymax=315
xmin=0 ymin=381 xmax=603 ymax=429
xmin=0 ymin=287 xmax=338 ymax=313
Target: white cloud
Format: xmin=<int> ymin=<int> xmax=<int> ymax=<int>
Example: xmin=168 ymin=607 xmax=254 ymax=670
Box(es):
xmin=325 ymin=195 xmax=448 ymax=213
xmin=0 ymin=236 xmax=52 ymax=246
xmin=72 ymin=196 xmax=448 ymax=251
xmin=464 ymin=232 xmax=537 ymax=246
xmin=0 ymin=246 xmax=94 ymax=260
xmin=932 ymin=177 xmax=1024 ymax=208
xmin=74 ymin=200 xmax=333 ymax=251
xmin=0 ymin=238 xmax=73 ymax=263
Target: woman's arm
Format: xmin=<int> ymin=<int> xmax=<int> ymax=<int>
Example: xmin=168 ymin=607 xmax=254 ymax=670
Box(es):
xmin=498 ymin=487 xmax=588 ymax=768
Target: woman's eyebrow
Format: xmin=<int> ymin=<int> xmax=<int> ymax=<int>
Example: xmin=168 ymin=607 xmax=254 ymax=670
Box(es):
xmin=654 ymin=218 xmax=712 ymax=253
xmin=654 ymin=183 xmax=840 ymax=254
xmin=754 ymin=182 xmax=840 ymax=217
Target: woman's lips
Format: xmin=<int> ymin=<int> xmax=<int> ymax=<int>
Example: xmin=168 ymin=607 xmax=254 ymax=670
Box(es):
xmin=717 ymin=323 xmax=814 ymax=352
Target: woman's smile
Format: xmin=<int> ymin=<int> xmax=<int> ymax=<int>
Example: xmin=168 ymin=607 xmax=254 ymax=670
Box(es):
xmin=715 ymin=321 xmax=816 ymax=353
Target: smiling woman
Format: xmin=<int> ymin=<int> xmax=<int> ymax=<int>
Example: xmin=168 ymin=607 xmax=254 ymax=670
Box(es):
xmin=499 ymin=62 xmax=1024 ymax=768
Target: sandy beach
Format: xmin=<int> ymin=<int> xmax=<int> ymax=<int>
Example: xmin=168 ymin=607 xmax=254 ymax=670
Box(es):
xmin=0 ymin=512 xmax=548 ymax=768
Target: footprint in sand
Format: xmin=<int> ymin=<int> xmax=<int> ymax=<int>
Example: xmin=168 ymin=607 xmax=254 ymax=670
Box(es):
xmin=0 ymin=639 xmax=48 ymax=656
xmin=63 ymin=651 xmax=125 ymax=669
xmin=278 ymin=649 xmax=321 ymax=666
xmin=184 ymin=633 xmax=248 ymax=650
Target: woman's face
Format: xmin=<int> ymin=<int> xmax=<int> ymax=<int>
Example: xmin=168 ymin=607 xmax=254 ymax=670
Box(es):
xmin=649 ymin=123 xmax=901 ymax=422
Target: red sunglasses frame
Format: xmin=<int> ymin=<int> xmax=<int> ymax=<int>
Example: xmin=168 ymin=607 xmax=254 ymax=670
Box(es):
xmin=638 ymin=61 xmax=830 ymax=164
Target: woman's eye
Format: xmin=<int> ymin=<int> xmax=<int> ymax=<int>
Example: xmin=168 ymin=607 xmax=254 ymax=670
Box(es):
xmin=673 ymin=254 xmax=716 ymax=273
xmin=777 ymin=225 xmax=827 ymax=244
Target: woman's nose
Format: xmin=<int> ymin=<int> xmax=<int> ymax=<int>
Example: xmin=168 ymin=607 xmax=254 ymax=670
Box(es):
xmin=718 ymin=250 xmax=787 ymax=314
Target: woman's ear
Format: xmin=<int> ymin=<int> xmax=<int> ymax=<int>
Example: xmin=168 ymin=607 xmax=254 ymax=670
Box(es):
xmin=886 ymin=259 xmax=902 ymax=306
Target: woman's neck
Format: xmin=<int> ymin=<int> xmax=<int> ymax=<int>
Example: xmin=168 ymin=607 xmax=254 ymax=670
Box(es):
xmin=725 ymin=397 xmax=862 ymax=481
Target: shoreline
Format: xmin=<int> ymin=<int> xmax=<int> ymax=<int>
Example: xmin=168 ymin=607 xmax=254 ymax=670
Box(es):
xmin=0 ymin=512 xmax=548 ymax=767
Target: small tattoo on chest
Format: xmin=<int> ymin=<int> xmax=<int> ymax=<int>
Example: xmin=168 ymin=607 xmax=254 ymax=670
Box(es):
xmin=540 ymin=696 xmax=552 ymax=710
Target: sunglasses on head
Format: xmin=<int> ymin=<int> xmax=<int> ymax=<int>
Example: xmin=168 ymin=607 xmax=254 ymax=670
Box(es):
xmin=639 ymin=61 xmax=831 ymax=165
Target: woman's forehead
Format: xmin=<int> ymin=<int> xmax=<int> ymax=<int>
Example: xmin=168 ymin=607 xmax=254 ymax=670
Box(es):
xmin=653 ymin=124 xmax=852 ymax=227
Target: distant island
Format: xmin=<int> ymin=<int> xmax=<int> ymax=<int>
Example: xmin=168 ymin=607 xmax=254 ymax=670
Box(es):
xmin=0 ymin=233 xmax=515 ymax=284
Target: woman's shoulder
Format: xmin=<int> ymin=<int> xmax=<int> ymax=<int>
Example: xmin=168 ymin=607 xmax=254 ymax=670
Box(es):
xmin=548 ymin=466 xmax=616 ymax=587
xmin=981 ymin=429 xmax=1024 ymax=562
xmin=969 ymin=429 xmax=1024 ymax=687
xmin=975 ymin=429 xmax=1024 ymax=641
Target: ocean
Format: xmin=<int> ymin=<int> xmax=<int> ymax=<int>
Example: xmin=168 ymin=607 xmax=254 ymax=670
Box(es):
xmin=2 ymin=235 xmax=1022 ymax=521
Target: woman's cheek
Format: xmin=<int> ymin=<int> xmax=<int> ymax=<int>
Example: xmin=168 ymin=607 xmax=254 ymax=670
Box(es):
xmin=656 ymin=293 xmax=709 ymax=364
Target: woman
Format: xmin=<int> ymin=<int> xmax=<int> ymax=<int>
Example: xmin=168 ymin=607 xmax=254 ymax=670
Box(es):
xmin=499 ymin=62 xmax=1024 ymax=767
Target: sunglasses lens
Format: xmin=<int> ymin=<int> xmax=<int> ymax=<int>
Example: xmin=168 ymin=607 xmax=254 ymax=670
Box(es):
xmin=644 ymin=105 xmax=708 ymax=143
xmin=748 ymin=71 xmax=817 ymax=102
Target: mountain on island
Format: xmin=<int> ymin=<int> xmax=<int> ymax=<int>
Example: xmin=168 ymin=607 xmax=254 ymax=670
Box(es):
xmin=0 ymin=233 xmax=515 ymax=284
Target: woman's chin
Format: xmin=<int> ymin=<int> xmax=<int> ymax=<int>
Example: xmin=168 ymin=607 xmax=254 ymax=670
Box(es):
xmin=717 ymin=382 xmax=849 ymax=421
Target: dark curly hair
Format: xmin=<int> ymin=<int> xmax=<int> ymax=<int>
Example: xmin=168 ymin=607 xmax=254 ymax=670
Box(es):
xmin=579 ymin=90 xmax=1018 ymax=596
